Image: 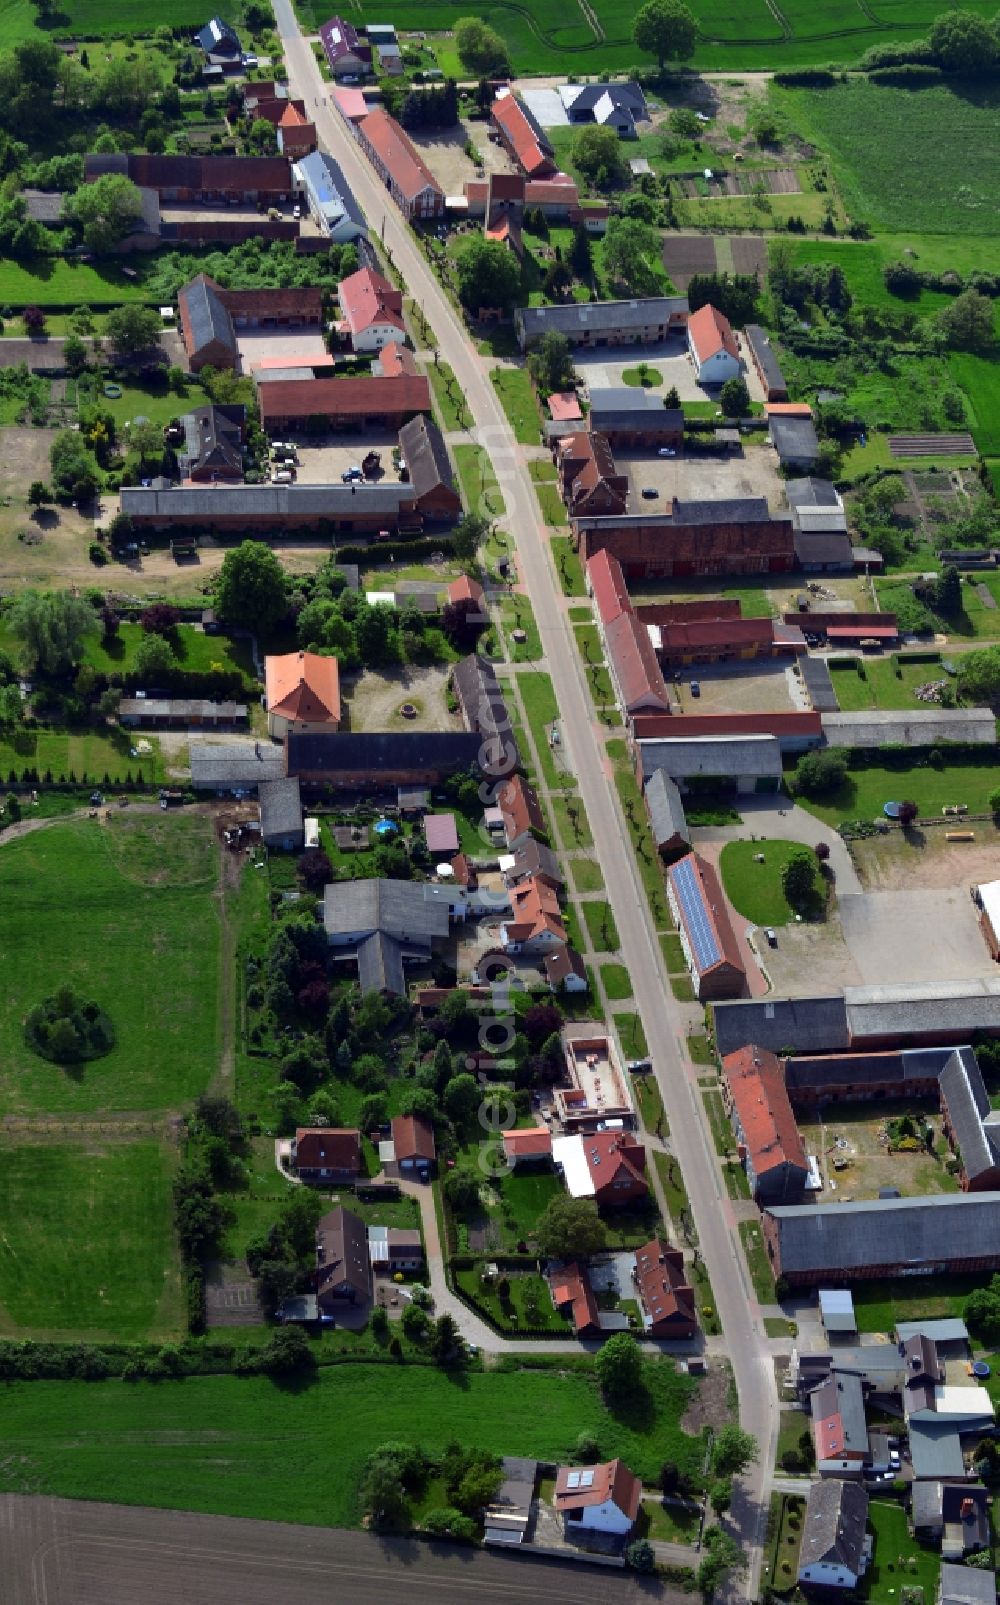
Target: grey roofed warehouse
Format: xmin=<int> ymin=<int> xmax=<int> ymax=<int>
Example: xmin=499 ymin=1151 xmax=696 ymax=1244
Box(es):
xmin=764 ymin=1192 xmax=1000 ymax=1281
xmin=190 ymin=739 xmax=285 ymax=792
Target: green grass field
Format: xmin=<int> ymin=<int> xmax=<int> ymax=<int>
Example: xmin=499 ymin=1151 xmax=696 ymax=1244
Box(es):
xmin=719 ymin=838 xmax=816 ymax=926
xmin=82 ymin=623 xmax=257 ymax=685
xmin=866 ymin=1501 xmax=941 ymax=1605
xmin=949 ymin=353 xmax=1000 ymax=456
xmin=828 ymin=655 xmax=946 ymax=711
xmin=490 ymin=367 xmax=539 ymax=444
xmin=583 ymin=898 xmax=619 ymax=952
xmin=0 ymin=1358 xmax=703 ymax=1523
xmin=0 ymin=728 xmax=162 ymax=785
xmin=0 ymin=816 xmax=220 ymax=1113
xmin=0 ymin=1140 xmax=181 ymax=1340
xmin=776 ymin=80 xmax=1000 ymax=237
xmin=795 ymin=759 xmax=1000 ymax=828
xmin=0 ymin=258 xmax=152 ymax=307
xmin=452 ymin=443 xmax=506 ymax=519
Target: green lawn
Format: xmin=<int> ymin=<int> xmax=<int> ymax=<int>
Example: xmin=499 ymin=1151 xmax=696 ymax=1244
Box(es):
xmin=516 ymin=671 xmax=569 ymax=792
xmin=719 ymin=838 xmax=819 ymax=927
xmin=0 ymin=815 xmax=220 ymax=1113
xmin=0 ymin=1358 xmax=704 ymax=1523
xmin=76 ymin=375 xmax=193 ymax=433
xmin=851 ymin=1275 xmax=980 ymax=1336
xmin=796 ymin=759 xmax=1000 ymax=828
xmin=949 ymin=352 xmax=1000 ymax=457
xmin=670 ymin=974 xmax=695 ymax=1002
xmin=570 ymin=856 xmax=605 ymax=893
xmin=600 ymin=962 xmax=632 ymax=1000
xmin=0 ymin=1140 xmax=181 ymax=1340
xmin=661 ymin=932 xmax=685 ymax=972
xmin=0 ymin=728 xmax=162 ymax=786
xmin=866 ymin=1500 xmax=941 ymax=1605
xmin=501 ymin=593 xmax=541 ymax=662
xmin=621 ymin=365 xmax=663 ymax=388
xmin=739 ymin=1220 xmax=776 ymax=1304
xmin=0 ymin=257 xmax=153 ymax=307
xmin=687 ymin=1033 xmax=716 ymax=1067
xmin=550 ymin=536 xmax=587 ymax=597
xmin=501 ymin=1168 xmax=564 ymax=1238
xmin=452 ymin=443 xmax=506 ymax=518
xmin=491 ymin=367 xmax=539 ymax=444
xmin=82 ymin=623 xmax=257 ymax=686
xmin=424 ymin=359 xmax=472 ymax=431
xmin=829 ymin=655 xmax=949 ymax=712
xmin=608 ymin=746 xmax=672 ymax=930
xmin=454 ymin=1265 xmax=569 ymax=1332
xmin=551 ymin=793 xmax=592 ymax=848
xmin=583 ymin=899 xmax=619 ymax=952
xmin=614 ymin=1012 xmax=648 ymax=1060
xmin=703 ymin=1089 xmax=733 ymax=1157
xmin=633 ymin=1070 xmax=667 ymax=1136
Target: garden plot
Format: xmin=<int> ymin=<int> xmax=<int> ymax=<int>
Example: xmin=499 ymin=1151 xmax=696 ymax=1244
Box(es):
xmin=796 ymin=1102 xmax=960 ymax=1201
xmin=661 ymin=234 xmax=718 ymax=289
xmin=677 ymin=168 xmax=800 ymax=199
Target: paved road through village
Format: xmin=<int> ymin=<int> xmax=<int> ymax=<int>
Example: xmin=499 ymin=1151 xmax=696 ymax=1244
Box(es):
xmin=270 ymin=10 xmax=780 ymax=1592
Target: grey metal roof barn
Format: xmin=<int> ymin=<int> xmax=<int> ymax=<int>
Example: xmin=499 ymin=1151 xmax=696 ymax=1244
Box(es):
xmin=745 ymin=324 xmax=787 ymax=398
xmin=845 ymin=978 xmax=1000 ymax=1041
xmin=179 ymin=274 xmax=237 ymax=366
xmin=798 ymin=1480 xmax=868 ymax=1578
xmin=637 ymin=734 xmax=783 ymax=784
xmin=323 ymin=878 xmax=454 ymax=995
xmin=258 ymin=777 xmax=303 ymax=845
xmin=587 ymin=388 xmax=685 ymax=436
xmin=908 ymin=1421 xmax=968 ymax=1481
xmin=799 ymin=653 xmax=839 ymax=712
xmin=287 ymin=730 xmax=481 ymax=781
xmin=821 ymin=708 xmax=997 ymax=747
xmin=121 ymin=483 xmax=417 ymax=522
xmin=515 ymin=296 xmax=688 ymax=348
xmin=712 ymin=994 xmax=850 ymax=1057
xmin=293 ymin=151 xmax=367 ymax=241
xmin=770 ymin=414 xmax=819 ymax=466
xmin=189 ymin=738 xmax=285 ymax=791
xmin=765 ymin=1193 xmax=1000 ymax=1277
xmin=644 ymin=767 xmax=689 ymax=853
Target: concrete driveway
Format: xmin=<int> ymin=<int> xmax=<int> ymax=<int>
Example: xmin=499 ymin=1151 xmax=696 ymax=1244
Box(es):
xmin=693 ymin=798 xmax=863 ymax=896
xmin=574 ymin=337 xmax=707 ymax=400
xmin=238 ymin=330 xmax=330 ymax=372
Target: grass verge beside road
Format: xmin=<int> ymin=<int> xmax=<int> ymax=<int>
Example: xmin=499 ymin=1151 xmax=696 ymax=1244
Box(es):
xmin=551 ymin=537 xmax=586 ymax=596
xmin=739 ymin=1220 xmax=776 ymax=1304
xmin=614 ymin=1012 xmax=648 ymax=1060
xmin=491 ymin=366 xmax=539 ymax=444
xmin=453 ymin=443 xmax=505 ymax=518
xmin=424 ymin=358 xmax=472 ymax=431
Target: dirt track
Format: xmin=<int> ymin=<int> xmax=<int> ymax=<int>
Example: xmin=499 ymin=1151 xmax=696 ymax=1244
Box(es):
xmin=0 ymin=1495 xmax=668 ymax=1605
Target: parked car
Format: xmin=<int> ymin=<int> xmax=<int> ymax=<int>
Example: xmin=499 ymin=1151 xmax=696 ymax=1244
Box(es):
xmin=270 ymin=441 xmax=298 ymax=460
xmin=764 ymin=927 xmax=778 ymax=947
xmin=272 ymin=469 xmax=294 ymax=484
xmin=292 ymin=203 xmax=301 ymax=220
xmin=690 ymin=680 xmax=700 ymax=697
xmin=628 ymin=1058 xmax=652 ymax=1072
xmin=657 ymin=447 xmax=677 ymax=458
xmin=641 ymin=486 xmax=659 ymax=499
xmin=343 ymin=465 xmax=363 ymax=481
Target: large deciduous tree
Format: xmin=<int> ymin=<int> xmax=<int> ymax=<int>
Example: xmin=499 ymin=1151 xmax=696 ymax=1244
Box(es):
xmin=68 ymin=174 xmax=144 ymax=253
xmin=633 ymin=0 xmax=697 ymax=70
xmin=7 ymin=589 xmax=93 ymax=674
xmin=454 ymin=235 xmax=522 ymax=314
xmin=214 ymin=540 xmax=290 ymax=634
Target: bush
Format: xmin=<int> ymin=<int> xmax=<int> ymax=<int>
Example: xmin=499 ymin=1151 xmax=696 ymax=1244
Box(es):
xmin=25 ymin=987 xmax=115 ymax=1064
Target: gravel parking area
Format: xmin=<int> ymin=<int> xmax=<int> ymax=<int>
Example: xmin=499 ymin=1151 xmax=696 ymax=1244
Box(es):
xmin=342 ymin=662 xmax=459 ymax=733
xmin=411 ymin=120 xmax=517 ymax=193
xmin=670 ymin=660 xmax=802 ymax=714
xmin=838 ymin=887 xmax=996 ymax=985
xmin=239 ymin=331 xmax=330 ymax=372
xmin=620 ymin=440 xmax=784 ymax=510
xmin=575 ymin=338 xmax=705 ymax=400
xmin=289 ymin=433 xmax=401 ymax=485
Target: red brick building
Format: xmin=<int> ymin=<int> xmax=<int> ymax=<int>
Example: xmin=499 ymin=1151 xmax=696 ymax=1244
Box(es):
xmin=632 ymin=1238 xmax=696 ymax=1338
xmin=574 ymin=498 xmax=796 ymax=579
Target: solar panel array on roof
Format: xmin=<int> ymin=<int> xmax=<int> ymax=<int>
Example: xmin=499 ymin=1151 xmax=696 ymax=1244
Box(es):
xmin=673 ymin=855 xmax=722 ymax=972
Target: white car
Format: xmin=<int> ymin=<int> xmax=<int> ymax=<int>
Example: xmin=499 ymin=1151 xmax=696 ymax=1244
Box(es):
xmin=292 ymin=203 xmax=301 ymax=220
xmin=657 ymin=447 xmax=677 ymax=457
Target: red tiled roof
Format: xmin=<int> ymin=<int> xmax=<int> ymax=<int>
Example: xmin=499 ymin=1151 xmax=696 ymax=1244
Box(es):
xmin=633 ymin=710 xmax=823 ymax=741
xmin=633 ymin=1237 xmax=696 ymax=1333
xmin=587 ymin=548 xmax=632 ymax=627
xmin=332 ymin=86 xmax=369 ymax=122
xmin=359 ymin=106 xmax=444 ymax=203
xmin=765 ymin=402 xmax=813 ymax=417
xmin=491 ymin=93 xmax=555 ymax=178
xmin=503 ymin=1126 xmax=553 ymax=1158
xmin=583 ymin=1132 xmax=647 ymax=1199
xmin=558 ymin=431 xmax=627 ymax=516
xmin=293 ymin=1127 xmax=361 ymax=1172
xmin=257 ymin=373 xmax=430 ymax=423
xmin=448 ymin=574 xmax=485 ymax=606
xmin=826 ymin=623 xmax=898 ymax=640
xmin=505 ymin=876 xmax=565 ymax=943
xmin=667 ymin=852 xmax=745 ymax=981
xmin=549 ymin=392 xmax=582 ymax=422
xmin=554 ymin=1459 xmax=642 ymax=1520
xmin=604 ymin=612 xmax=671 ymax=713
xmin=687 ymin=303 xmax=739 ymax=365
xmin=338 ymin=265 xmax=404 ymax=338
xmin=498 ymin=775 xmax=546 ymax=842
xmin=424 ymin=813 xmax=460 ymax=854
xmin=265 ymin=650 xmax=341 ymax=724
xmin=377 ymin=340 xmax=418 ymax=377
xmin=722 ymin=1046 xmax=808 ymax=1182
xmin=391 ymin=1113 xmax=435 ymax=1163
xmin=549 ymin=1262 xmax=600 ymax=1333
xmin=653 ymin=617 xmax=780 ymax=654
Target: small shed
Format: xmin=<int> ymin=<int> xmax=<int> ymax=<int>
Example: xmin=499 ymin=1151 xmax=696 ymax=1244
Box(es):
xmin=819 ymin=1288 xmax=857 ymax=1334
xmin=423 ymin=812 xmax=460 ymax=855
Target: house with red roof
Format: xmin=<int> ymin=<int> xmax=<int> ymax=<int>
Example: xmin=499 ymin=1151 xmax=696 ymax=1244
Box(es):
xmin=498 ymin=774 xmax=547 ymax=845
xmin=503 ymin=1126 xmax=554 ymax=1166
xmin=276 ymin=102 xmax=316 ymax=159
xmin=553 ymin=1459 xmax=642 ymax=1536
xmin=491 ymin=93 xmax=557 ymax=179
xmin=721 ymin=1046 xmax=809 ymax=1203
xmin=356 ymin=106 xmax=444 ymax=219
xmin=687 ymin=303 xmax=742 ymax=385
xmin=666 ymin=852 xmax=746 ymax=1002
xmin=375 ymin=340 xmax=418 ymax=378
xmin=548 ymin=1262 xmax=600 ymax=1335
xmin=556 ymin=431 xmax=628 ymax=518
xmin=256 ymin=372 xmax=431 ymax=431
xmin=447 ymin=574 xmax=485 ymax=610
xmin=686 ymin=303 xmax=744 ymax=385
xmin=587 ymin=547 xmax=631 ymax=628
xmin=390 ymin=1113 xmax=435 ymax=1174
xmin=290 ymin=1127 xmax=361 ymax=1183
xmin=265 ymin=650 xmax=341 ymax=738
xmin=604 ymin=612 xmax=672 ymax=718
xmin=501 ymin=876 xmax=566 ymax=955
xmin=632 ymin=1238 xmax=697 ymax=1338
xmin=337 ymin=265 xmax=406 ymax=353
xmin=552 ymin=1130 xmax=648 ymax=1206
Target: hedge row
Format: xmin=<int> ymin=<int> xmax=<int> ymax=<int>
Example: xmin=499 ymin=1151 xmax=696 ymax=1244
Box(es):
xmin=333 ymin=535 xmax=457 ymax=565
